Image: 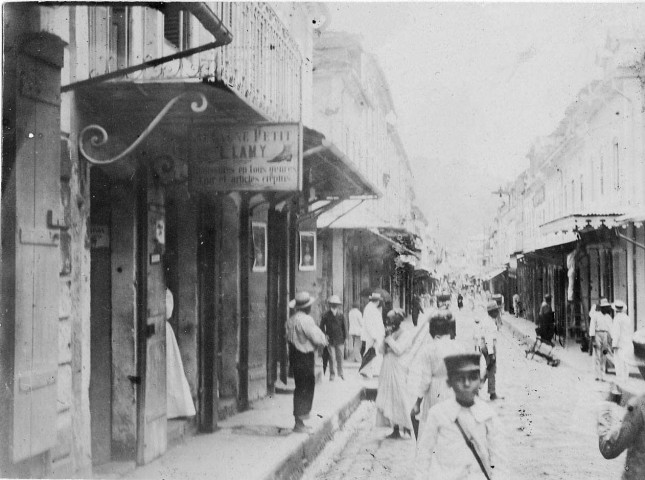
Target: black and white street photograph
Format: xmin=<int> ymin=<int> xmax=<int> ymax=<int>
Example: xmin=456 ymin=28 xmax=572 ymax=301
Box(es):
xmin=2 ymin=1 xmax=645 ymax=479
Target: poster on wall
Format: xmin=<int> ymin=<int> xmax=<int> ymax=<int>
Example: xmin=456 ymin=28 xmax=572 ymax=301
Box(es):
xmin=189 ymin=123 xmax=302 ymax=193
xmin=299 ymin=231 xmax=316 ymax=271
xmin=252 ymin=222 xmax=267 ymax=272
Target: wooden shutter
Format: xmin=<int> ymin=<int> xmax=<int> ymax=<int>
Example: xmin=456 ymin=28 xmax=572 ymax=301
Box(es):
xmin=11 ymin=33 xmax=65 ymax=462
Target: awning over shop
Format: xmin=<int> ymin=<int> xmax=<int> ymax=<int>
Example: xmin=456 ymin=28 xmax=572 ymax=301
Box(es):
xmin=369 ymin=228 xmax=421 ymax=259
xmin=303 ymin=127 xmax=381 ymax=200
xmin=482 ymin=267 xmax=506 ymax=281
xmin=540 ymin=213 xmax=623 ymax=235
xmin=616 ymin=207 xmax=645 ymax=226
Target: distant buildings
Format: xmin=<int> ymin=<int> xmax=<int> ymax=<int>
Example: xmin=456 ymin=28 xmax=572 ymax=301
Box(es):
xmin=484 ymin=33 xmax=645 ymax=336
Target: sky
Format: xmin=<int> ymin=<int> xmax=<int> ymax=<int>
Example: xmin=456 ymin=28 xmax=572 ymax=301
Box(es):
xmin=324 ymin=1 xmax=645 ymax=249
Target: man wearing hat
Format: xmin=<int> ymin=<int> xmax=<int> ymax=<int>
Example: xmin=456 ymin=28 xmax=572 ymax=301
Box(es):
xmin=320 ymin=295 xmax=347 ymax=381
xmin=589 ymin=298 xmax=614 ymax=382
xmin=286 ymin=292 xmax=329 ymax=432
xmin=611 ymin=300 xmax=633 ymax=386
xmin=415 ymin=353 xmax=506 ymax=479
xmin=598 ymin=329 xmax=645 ymax=479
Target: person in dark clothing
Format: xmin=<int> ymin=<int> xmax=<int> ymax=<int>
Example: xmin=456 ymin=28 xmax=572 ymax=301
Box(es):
xmin=286 ymin=292 xmax=328 ymax=432
xmin=320 ymin=295 xmax=347 ymax=381
xmin=536 ymin=293 xmax=556 ymax=342
xmin=412 ymin=294 xmax=424 ymax=326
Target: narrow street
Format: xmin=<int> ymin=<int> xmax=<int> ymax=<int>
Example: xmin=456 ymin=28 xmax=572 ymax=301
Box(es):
xmin=303 ymin=307 xmax=626 ymax=480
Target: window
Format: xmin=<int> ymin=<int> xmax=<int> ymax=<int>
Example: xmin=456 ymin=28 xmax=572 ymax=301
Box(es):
xmin=614 ymin=142 xmax=620 ymax=191
xmin=600 ymin=154 xmax=604 ymax=195
xmin=163 ymin=7 xmax=191 ymax=50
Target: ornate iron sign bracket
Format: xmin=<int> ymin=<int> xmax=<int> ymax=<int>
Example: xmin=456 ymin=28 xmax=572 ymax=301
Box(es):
xmin=79 ymin=92 xmax=207 ymax=165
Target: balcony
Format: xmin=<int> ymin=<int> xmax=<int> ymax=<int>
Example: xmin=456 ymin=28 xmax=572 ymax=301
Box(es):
xmin=78 ymin=3 xmax=302 ymax=122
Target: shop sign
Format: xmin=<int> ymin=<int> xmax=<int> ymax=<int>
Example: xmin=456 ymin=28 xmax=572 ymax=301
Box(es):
xmin=190 ymin=123 xmax=302 ymax=192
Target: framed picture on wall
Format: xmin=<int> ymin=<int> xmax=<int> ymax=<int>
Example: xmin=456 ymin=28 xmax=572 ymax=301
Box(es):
xmin=252 ymin=222 xmax=267 ymax=272
xmin=299 ymin=231 xmax=316 ymax=271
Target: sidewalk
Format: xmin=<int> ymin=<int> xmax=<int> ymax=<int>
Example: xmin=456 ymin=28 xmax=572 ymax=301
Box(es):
xmin=93 ymin=361 xmax=371 ymax=480
xmin=500 ymin=312 xmax=645 ymax=404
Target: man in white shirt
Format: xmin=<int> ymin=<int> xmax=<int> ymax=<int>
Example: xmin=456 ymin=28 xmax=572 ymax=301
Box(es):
xmin=348 ymin=301 xmax=363 ymax=362
xmin=589 ymin=299 xmax=614 ymax=382
xmin=359 ymin=292 xmax=386 ymax=378
xmin=611 ymin=300 xmax=633 ymax=385
xmin=286 ymin=291 xmax=328 ymax=432
xmin=474 ymin=302 xmax=500 ymax=401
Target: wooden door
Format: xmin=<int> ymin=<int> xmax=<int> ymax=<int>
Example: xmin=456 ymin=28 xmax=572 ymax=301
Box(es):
xmin=135 ymin=167 xmax=167 ymax=465
xmin=3 ymin=33 xmax=65 ymax=463
xmin=197 ymin=206 xmax=218 ymax=432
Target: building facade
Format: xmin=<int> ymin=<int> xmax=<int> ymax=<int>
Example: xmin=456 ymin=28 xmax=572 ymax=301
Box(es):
xmin=485 ymin=33 xmax=645 ymax=339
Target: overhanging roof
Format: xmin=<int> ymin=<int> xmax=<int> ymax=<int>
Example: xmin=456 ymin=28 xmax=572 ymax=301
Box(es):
xmin=539 ymin=213 xmax=623 ymax=235
xmin=483 ymin=267 xmax=506 ymax=281
xmin=303 ymin=127 xmax=381 ymax=199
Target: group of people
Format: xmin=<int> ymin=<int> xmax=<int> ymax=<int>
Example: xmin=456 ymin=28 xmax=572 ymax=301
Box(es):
xmin=589 ymin=298 xmax=633 ymax=385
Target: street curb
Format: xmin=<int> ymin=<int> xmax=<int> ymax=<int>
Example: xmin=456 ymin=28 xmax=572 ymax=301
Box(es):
xmin=261 ymin=388 xmax=365 ymax=480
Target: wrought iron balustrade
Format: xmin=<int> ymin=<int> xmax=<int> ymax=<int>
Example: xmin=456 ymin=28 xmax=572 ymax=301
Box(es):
xmin=84 ymin=3 xmax=302 ymax=122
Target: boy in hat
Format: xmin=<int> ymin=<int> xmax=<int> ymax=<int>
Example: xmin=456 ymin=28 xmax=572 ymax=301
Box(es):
xmin=589 ymin=298 xmax=614 ymax=382
xmin=415 ymin=353 xmax=506 ymax=479
xmin=320 ymin=295 xmax=347 ymax=381
xmin=611 ymin=300 xmax=633 ymax=386
xmin=598 ymin=329 xmax=645 ymax=479
xmin=286 ymin=292 xmax=328 ymax=432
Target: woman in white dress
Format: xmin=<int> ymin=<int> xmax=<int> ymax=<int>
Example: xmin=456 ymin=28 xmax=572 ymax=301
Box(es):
xmin=375 ymin=308 xmax=415 ymax=438
xmin=165 ymin=289 xmax=196 ymax=418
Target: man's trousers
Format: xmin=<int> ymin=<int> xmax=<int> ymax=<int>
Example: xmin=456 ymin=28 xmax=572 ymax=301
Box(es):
xmin=289 ymin=344 xmax=315 ymax=420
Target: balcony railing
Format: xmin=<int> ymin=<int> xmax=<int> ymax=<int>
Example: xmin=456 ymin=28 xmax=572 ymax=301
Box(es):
xmin=83 ymin=3 xmax=302 ymax=122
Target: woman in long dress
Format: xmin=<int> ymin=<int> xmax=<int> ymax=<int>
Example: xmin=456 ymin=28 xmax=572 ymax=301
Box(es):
xmin=375 ymin=308 xmax=415 ymax=438
xmin=165 ymin=289 xmax=196 ymax=418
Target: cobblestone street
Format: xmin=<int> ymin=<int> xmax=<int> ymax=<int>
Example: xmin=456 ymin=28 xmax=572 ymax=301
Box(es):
xmin=304 ymin=308 xmax=627 ymax=480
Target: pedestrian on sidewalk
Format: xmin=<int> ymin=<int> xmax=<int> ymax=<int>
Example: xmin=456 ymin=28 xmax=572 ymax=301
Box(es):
xmin=348 ymin=300 xmax=363 ymax=362
xmin=512 ymin=292 xmax=520 ymax=317
xmin=536 ymin=294 xmax=556 ymax=343
xmin=320 ymin=295 xmax=347 ymax=381
xmin=590 ymin=298 xmax=614 ymax=382
xmin=598 ymin=328 xmax=645 ymax=480
xmin=475 ymin=301 xmax=501 ymax=401
xmin=415 ymin=353 xmax=507 ymax=480
xmin=359 ymin=292 xmax=385 ymax=378
xmin=286 ymin=292 xmax=328 ymax=433
xmin=375 ymin=308 xmax=415 ymax=439
xmin=411 ymin=310 xmax=465 ymax=440
xmin=611 ymin=300 xmax=633 ymax=386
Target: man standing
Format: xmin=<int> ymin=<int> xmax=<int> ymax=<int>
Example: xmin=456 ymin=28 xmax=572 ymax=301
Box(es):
xmin=590 ymin=298 xmax=614 ymax=382
xmin=360 ymin=292 xmax=385 ymax=378
xmin=611 ymin=300 xmax=632 ymax=386
xmin=475 ymin=301 xmax=501 ymax=401
xmin=348 ymin=300 xmax=363 ymax=362
xmin=512 ymin=292 xmax=521 ymax=317
xmin=320 ymin=295 xmax=347 ymax=381
xmin=286 ymin=292 xmax=328 ymax=432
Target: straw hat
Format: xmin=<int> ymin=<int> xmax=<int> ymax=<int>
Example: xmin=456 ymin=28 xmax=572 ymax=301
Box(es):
xmin=613 ymin=300 xmax=626 ymax=311
xmin=328 ymin=295 xmax=342 ymax=305
xmin=599 ymin=298 xmax=612 ymax=308
xmin=368 ymin=292 xmax=383 ymax=301
xmin=289 ymin=291 xmax=316 ymax=309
